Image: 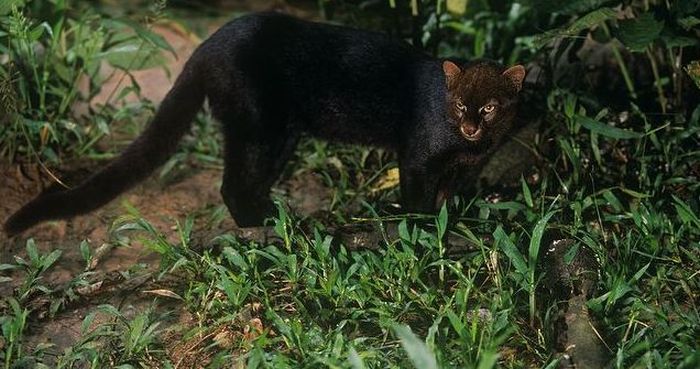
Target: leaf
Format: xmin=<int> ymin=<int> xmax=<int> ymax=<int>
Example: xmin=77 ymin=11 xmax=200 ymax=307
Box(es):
xmin=82 ymin=310 xmax=98 ymax=334
xmin=522 ymin=0 xmax=607 ymax=15
xmin=80 ymin=240 xmax=92 ymax=264
xmin=99 ymin=42 xmax=166 ymax=71
xmin=370 ymin=167 xmax=400 ymax=193
xmin=142 ymin=289 xmax=183 ymax=300
xmin=673 ymin=195 xmax=700 ymax=227
xmin=348 ymin=347 xmax=367 ymax=369
xmin=562 ymin=7 xmax=616 ymax=33
xmin=577 ymin=115 xmax=644 ymax=139
xmin=529 ymin=211 xmax=555 ymax=271
xmin=42 ymin=250 xmax=63 ymax=271
xmin=563 ymin=242 xmax=580 ymax=265
xmin=615 ymin=13 xmax=664 ymax=52
xmin=521 ymin=176 xmax=533 ymax=208
xmin=620 ymin=188 xmax=651 ymax=198
xmin=26 ymin=238 xmax=39 ymax=263
xmin=0 ymin=0 xmax=25 ymax=16
xmin=678 ymin=16 xmax=700 ymax=30
xmin=436 ymin=203 xmax=448 ymax=238
xmin=686 ymin=61 xmax=700 ymax=90
xmin=602 ymin=190 xmax=623 ymax=212
xmin=662 ymin=32 xmax=698 ymax=48
xmin=96 ymin=304 xmax=123 ymax=318
xmin=479 ymin=201 xmax=528 ymax=212
xmin=223 ymin=247 xmax=249 ymax=271
xmin=534 ymin=7 xmax=616 ymax=47
xmin=111 ymin=18 xmax=176 ymax=55
xmin=393 ymin=324 xmax=438 ymax=369
xmin=494 ymin=226 xmax=527 ymax=276
xmin=29 ymin=23 xmax=46 ymax=41
xmin=476 ymin=350 xmax=499 ymax=369
xmin=447 ymin=0 xmax=468 ymax=15
xmin=0 ymin=264 xmax=18 ymax=271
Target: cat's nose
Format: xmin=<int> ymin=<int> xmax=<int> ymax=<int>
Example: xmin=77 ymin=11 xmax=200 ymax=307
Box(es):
xmin=460 ymin=123 xmax=481 ymax=140
xmin=459 ymin=123 xmax=481 ymax=141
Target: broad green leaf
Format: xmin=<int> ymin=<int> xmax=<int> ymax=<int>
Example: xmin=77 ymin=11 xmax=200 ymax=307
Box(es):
xmin=437 ymin=203 xmax=448 ymax=238
xmin=447 ymin=0 xmax=468 ymax=15
xmin=494 ymin=226 xmax=527 ymax=276
xmin=223 ymin=247 xmax=249 ymax=271
xmin=568 ymin=7 xmax=616 ymax=31
xmin=0 ymin=264 xmax=17 ymax=271
xmin=99 ymin=43 xmax=165 ymax=70
xmin=521 ymin=176 xmax=533 ymax=208
xmin=42 ymin=250 xmax=62 ymax=271
xmin=563 ymin=242 xmax=580 ymax=265
xmin=476 ymin=350 xmax=499 ymax=369
xmin=0 ymin=0 xmax=25 ymax=16
xmin=26 ymin=238 xmax=39 ymax=263
xmin=29 ymin=22 xmax=47 ymax=41
xmin=534 ymin=7 xmax=616 ymax=47
xmin=662 ymin=33 xmax=698 ymax=48
xmin=528 ymin=211 xmax=555 ymax=270
xmin=620 ymin=188 xmax=651 ymax=198
xmin=522 ymin=0 xmax=606 ymax=15
xmin=112 ymin=18 xmax=176 ymax=55
xmin=687 ymin=61 xmax=700 ymax=90
xmin=602 ymin=190 xmax=623 ymax=212
xmin=348 ymin=347 xmax=367 ymax=369
xmin=479 ymin=201 xmax=528 ymax=212
xmin=393 ymin=325 xmax=438 ymax=369
xmin=577 ymin=115 xmax=644 ymax=139
xmin=673 ymin=195 xmax=700 ymax=227
xmin=616 ymin=13 xmax=664 ymax=52
xmin=95 ymin=304 xmax=123 ymax=318
xmin=678 ymin=16 xmax=700 ymax=30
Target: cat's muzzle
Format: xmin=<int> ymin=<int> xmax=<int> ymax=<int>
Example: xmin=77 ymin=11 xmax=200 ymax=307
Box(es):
xmin=460 ymin=123 xmax=483 ymax=141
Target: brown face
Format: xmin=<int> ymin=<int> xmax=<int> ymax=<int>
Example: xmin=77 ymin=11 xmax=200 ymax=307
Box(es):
xmin=443 ymin=61 xmax=525 ymax=147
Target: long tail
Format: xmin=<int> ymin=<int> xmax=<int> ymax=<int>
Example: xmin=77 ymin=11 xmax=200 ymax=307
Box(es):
xmin=4 ymin=58 xmax=206 ymax=236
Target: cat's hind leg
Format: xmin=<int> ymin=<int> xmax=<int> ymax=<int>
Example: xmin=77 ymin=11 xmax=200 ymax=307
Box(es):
xmin=219 ymin=120 xmax=299 ymax=227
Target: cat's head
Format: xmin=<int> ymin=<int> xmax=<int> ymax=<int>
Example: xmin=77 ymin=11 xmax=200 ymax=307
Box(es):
xmin=442 ymin=60 xmax=525 ymax=149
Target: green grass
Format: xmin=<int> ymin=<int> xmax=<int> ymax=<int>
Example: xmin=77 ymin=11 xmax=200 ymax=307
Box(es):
xmin=2 ymin=0 xmax=700 ymax=368
xmin=0 ymin=0 xmax=171 ymax=163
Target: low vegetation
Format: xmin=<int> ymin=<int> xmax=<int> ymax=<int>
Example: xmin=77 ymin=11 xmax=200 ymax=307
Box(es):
xmin=1 ymin=0 xmax=698 ymax=368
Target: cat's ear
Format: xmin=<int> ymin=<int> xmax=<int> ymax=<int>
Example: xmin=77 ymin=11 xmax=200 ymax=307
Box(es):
xmin=502 ymin=65 xmax=526 ymax=92
xmin=442 ymin=61 xmax=461 ymax=83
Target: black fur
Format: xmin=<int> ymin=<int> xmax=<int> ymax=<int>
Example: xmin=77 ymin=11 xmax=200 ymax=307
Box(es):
xmin=5 ymin=12 xmax=524 ymax=235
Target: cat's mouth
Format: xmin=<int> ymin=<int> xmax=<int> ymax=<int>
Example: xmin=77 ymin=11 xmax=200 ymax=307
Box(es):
xmin=460 ymin=124 xmax=483 ymax=141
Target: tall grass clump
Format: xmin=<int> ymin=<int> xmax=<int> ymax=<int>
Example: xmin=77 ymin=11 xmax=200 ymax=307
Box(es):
xmin=0 ymin=0 xmax=174 ymax=164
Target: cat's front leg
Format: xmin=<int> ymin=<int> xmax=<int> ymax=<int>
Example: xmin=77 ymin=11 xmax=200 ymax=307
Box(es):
xmin=398 ymin=160 xmax=441 ymax=214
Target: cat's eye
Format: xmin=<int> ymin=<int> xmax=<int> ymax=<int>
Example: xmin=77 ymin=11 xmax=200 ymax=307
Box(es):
xmin=480 ymin=104 xmax=496 ymax=114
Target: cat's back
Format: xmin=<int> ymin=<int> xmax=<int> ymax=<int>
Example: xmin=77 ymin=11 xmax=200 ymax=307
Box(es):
xmin=194 ymin=12 xmax=433 ymax=146
xmin=200 ymin=12 xmax=422 ymax=63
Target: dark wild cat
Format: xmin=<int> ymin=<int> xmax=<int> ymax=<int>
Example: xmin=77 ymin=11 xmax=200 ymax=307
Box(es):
xmin=4 ymin=12 xmax=525 ymax=235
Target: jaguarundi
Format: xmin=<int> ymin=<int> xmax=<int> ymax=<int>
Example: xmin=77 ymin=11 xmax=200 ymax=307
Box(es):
xmin=4 ymin=12 xmax=526 ymax=236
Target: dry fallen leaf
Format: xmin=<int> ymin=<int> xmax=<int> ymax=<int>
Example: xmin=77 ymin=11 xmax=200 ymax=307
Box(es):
xmin=370 ymin=167 xmax=400 ymax=193
xmin=142 ymin=289 xmax=183 ymax=300
xmin=447 ymin=0 xmax=469 ymax=15
xmin=243 ymin=318 xmax=264 ymax=341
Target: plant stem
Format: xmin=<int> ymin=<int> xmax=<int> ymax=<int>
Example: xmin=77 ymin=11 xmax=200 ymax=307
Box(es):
xmin=602 ymin=23 xmax=637 ymax=99
xmin=646 ymin=46 xmax=667 ymax=114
